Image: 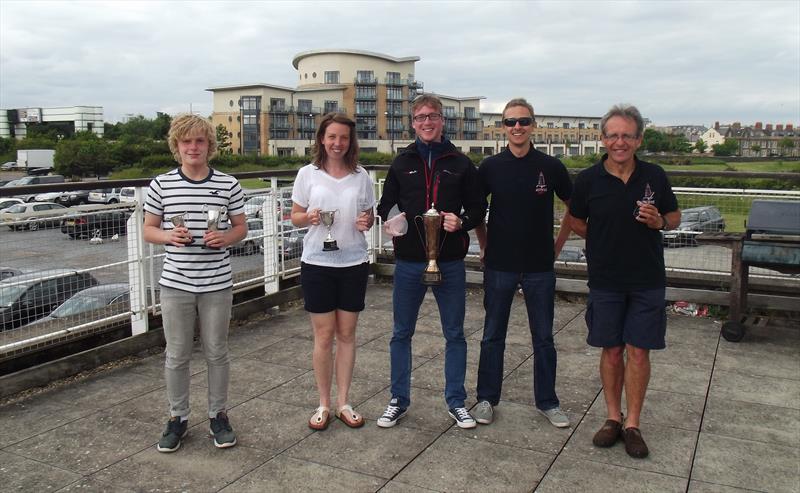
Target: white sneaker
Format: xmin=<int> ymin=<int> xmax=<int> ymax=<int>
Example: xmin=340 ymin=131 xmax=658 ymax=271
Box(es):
xmin=448 ymin=407 xmax=477 ymax=429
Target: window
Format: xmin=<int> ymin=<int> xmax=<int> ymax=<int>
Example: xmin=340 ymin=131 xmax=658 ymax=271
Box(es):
xmin=297 ymin=114 xmax=315 ymax=130
xmin=324 ymin=71 xmax=339 ymax=84
xmin=579 ymin=122 xmax=586 ymax=129
xmin=297 ymin=99 xmax=312 ymax=112
xmin=356 ymin=86 xmax=376 ymax=99
xmin=387 ymin=86 xmax=403 ymax=101
xmin=443 ymin=106 xmax=456 ymax=118
xmin=484 ymin=133 xmax=490 ymax=139
xmin=593 ymin=123 xmax=599 ymax=130
xmin=494 ymin=121 xmax=502 ymax=128
xmin=241 ymin=97 xmax=260 ymax=110
xmin=356 ymin=70 xmax=375 ymax=83
xmin=547 ymin=122 xmax=554 ymax=128
xmin=386 ymin=101 xmax=403 ymax=115
xmin=270 ymin=98 xmax=286 ymax=111
xmin=563 ymin=123 xmax=570 ymax=129
xmin=355 ymin=101 xmax=376 ymax=115
xmin=324 ymin=100 xmax=339 ymax=114
xmin=464 ymin=121 xmax=477 ymax=132
xmin=464 ymin=107 xmax=477 ymax=119
xmin=386 ymin=71 xmax=401 ymax=83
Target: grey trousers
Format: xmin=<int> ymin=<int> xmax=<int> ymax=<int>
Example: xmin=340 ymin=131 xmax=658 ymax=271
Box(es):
xmin=160 ymin=286 xmax=233 ymax=419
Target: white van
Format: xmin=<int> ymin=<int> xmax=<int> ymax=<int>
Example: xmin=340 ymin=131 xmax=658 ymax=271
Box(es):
xmin=89 ymin=188 xmax=122 ymax=204
xmin=119 ymin=187 xmax=137 ymax=204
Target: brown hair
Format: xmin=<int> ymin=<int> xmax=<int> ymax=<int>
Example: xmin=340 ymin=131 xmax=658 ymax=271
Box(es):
xmin=502 ymin=98 xmax=535 ymax=120
xmin=168 ymin=114 xmax=217 ymax=163
xmin=312 ymin=113 xmax=359 ymax=172
xmin=411 ymin=94 xmax=443 ymax=114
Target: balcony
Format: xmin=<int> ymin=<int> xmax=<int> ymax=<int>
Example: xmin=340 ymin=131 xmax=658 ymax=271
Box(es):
xmin=354 ymin=77 xmax=377 ymax=85
xmin=355 ymin=108 xmax=377 ymax=116
xmin=268 ymin=106 xmax=293 ymax=114
xmin=323 ymin=108 xmax=347 ymax=115
xmin=463 ymin=113 xmax=482 ymax=121
xmin=386 ymin=126 xmax=406 ymax=133
xmin=296 ymin=122 xmax=316 ymax=131
xmin=384 ymin=77 xmax=405 ymax=86
xmin=269 ymin=121 xmax=292 ymax=130
xmin=354 ymin=93 xmax=377 ymax=101
xmin=294 ymin=106 xmax=321 ymax=115
xmin=386 ymin=92 xmax=405 ymax=101
xmin=356 ymin=124 xmax=377 ymax=131
xmin=408 ymin=79 xmax=423 ymax=89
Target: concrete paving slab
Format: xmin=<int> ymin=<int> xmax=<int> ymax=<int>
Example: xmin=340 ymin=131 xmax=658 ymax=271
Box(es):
xmin=361 ymin=331 xmax=446 ymax=358
xmin=286 ymin=421 xmax=439 ymax=479
xmin=537 ymin=455 xmax=687 ymax=492
xmin=0 ymin=393 xmax=93 ymax=448
xmin=92 ymin=442 xmax=272 ymax=492
xmin=648 ymin=362 xmax=712 ymax=396
xmin=55 ymin=477 xmax=136 ymax=492
xmin=703 ymin=397 xmax=800 ymax=448
xmin=394 ymin=434 xmax=552 ymax=492
xmin=692 ymin=433 xmax=800 ymax=492
xmin=378 ymin=480 xmax=441 ymax=492
xmin=124 ymin=348 xmax=208 ymax=379
xmin=454 ymin=400 xmax=573 ymax=454
xmin=587 ymin=388 xmax=706 ymax=432
xmin=709 ymin=369 xmax=800 ymax=409
xmin=6 ymin=413 xmax=161 ymax=475
xmin=651 ymin=340 xmax=718 ymax=370
xmin=259 ymin=371 xmax=386 ymax=410
xmin=408 ymin=357 xmax=479 ymax=399
xmin=0 ymin=449 xmax=82 ymax=491
xmin=554 ymin=350 xmax=605 ymax=381
xmin=714 ymin=346 xmax=800 ymax=380
xmin=687 ymin=479 xmax=763 ymax=492
xmin=562 ymin=414 xmax=697 ymax=478
xmin=221 ymin=455 xmax=387 ymax=492
xmin=353 ymin=346 xmax=427 ymax=384
xmin=39 ymin=366 xmax=164 ymax=412
xmin=225 ymin=398 xmax=315 ymax=454
xmin=226 ymin=328 xmax=288 ymax=358
xmin=240 ymin=336 xmax=314 ymax=369
xmin=501 ymin=371 xmax=600 ymax=415
xmin=190 ymin=358 xmax=307 ymax=398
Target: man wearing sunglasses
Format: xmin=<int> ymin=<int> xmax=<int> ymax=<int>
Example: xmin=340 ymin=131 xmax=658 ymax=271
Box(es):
xmin=472 ymin=98 xmax=573 ymax=429
xmin=376 ymin=94 xmax=486 ymax=429
xmin=569 ymin=104 xmax=680 ymax=458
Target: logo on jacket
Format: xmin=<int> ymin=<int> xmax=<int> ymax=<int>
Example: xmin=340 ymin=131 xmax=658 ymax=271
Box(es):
xmin=633 ymin=182 xmax=656 ymax=217
xmin=535 ymin=171 xmax=548 ymax=194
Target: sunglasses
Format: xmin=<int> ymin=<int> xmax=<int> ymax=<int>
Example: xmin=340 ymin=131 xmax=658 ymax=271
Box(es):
xmin=503 ymin=117 xmax=533 ymax=127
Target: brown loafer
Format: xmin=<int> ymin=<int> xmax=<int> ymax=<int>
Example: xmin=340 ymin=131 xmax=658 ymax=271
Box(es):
xmin=622 ymin=427 xmax=649 ymax=458
xmin=592 ymin=418 xmax=623 ymax=447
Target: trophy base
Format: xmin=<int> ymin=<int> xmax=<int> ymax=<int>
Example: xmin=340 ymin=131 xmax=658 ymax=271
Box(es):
xmin=323 ymin=240 xmax=339 ymax=251
xmin=421 ymin=270 xmax=443 ymax=286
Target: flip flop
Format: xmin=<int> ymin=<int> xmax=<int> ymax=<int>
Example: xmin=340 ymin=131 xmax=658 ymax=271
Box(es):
xmin=335 ymin=404 xmax=365 ymax=428
xmin=308 ymin=406 xmax=331 ymax=430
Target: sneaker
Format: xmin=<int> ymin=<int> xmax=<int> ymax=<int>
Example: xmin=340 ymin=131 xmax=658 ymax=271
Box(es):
xmin=377 ymin=398 xmax=407 ymax=428
xmin=539 ymin=407 xmax=570 ymax=428
xmin=622 ymin=427 xmax=649 ymax=458
xmin=448 ymin=407 xmax=477 ymax=429
xmin=157 ymin=417 xmax=188 ymax=453
xmin=473 ymin=400 xmax=494 ymax=425
xmin=209 ymin=411 xmax=237 ymax=448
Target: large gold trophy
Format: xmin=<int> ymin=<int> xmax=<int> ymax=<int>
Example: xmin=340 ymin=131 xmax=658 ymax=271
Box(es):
xmin=421 ymin=206 xmax=443 ymax=285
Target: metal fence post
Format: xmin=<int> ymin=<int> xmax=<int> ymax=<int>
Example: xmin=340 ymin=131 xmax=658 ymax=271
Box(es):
xmin=263 ymin=186 xmax=279 ymax=295
xmin=127 ymin=187 xmax=148 ymax=335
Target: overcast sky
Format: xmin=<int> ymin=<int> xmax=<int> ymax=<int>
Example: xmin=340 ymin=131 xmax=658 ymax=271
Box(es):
xmin=1 ymin=0 xmax=798 ymax=126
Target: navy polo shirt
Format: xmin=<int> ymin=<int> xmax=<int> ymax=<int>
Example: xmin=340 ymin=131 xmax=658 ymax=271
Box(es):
xmin=479 ymin=145 xmax=572 ymax=272
xmin=570 ymin=156 xmax=678 ymax=290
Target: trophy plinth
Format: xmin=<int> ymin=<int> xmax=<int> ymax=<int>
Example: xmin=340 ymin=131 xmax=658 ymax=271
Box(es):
xmin=421 ymin=206 xmax=443 ymax=286
xmin=320 ymin=210 xmax=339 ymax=251
xmin=203 ymin=205 xmax=227 ymax=250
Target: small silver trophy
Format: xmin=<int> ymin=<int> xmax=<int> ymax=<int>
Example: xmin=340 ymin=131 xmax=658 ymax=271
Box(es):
xmin=169 ymin=212 xmax=194 ymax=244
xmin=203 ymin=205 xmax=227 ymax=249
xmin=319 ymin=210 xmax=339 ymax=251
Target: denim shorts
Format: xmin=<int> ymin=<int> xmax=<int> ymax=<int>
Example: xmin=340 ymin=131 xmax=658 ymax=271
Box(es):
xmin=300 ymin=262 xmax=369 ymax=313
xmin=585 ymin=287 xmax=667 ymax=350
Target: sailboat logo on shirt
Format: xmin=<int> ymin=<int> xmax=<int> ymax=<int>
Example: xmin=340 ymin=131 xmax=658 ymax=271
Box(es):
xmin=633 ymin=182 xmax=656 ymax=217
xmin=535 ymin=171 xmax=548 ymax=194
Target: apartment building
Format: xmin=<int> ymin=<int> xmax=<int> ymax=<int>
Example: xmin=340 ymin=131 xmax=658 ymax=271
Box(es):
xmin=207 ymin=49 xmax=601 ymax=157
xmin=719 ymin=121 xmax=799 ymax=157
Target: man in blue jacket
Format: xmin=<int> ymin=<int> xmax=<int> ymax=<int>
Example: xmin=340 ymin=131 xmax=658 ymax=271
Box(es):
xmin=376 ymin=94 xmax=487 ymax=429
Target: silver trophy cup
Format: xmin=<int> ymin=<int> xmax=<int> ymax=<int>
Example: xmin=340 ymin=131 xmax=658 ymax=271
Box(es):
xmin=319 ymin=210 xmax=339 ymax=251
xmin=169 ymin=212 xmax=194 ymax=244
xmin=203 ymin=205 xmax=227 ymax=249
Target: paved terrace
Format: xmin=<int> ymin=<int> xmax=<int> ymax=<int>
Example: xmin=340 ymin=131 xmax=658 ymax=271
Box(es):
xmin=1 ymin=283 xmax=798 ymax=492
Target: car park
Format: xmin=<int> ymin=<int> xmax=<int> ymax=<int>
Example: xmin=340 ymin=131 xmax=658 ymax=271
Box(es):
xmin=61 ymin=209 xmax=130 ymax=239
xmin=0 ymin=202 xmax=68 ymax=230
xmin=662 ymin=206 xmax=725 ymax=247
xmin=11 ymin=175 xmax=67 ymax=202
xmin=0 ymin=269 xmax=99 ymax=331
xmin=243 ymin=196 xmax=267 ymax=218
xmin=32 ymin=283 xmax=130 ymax=325
xmin=278 ymin=220 xmax=307 ymax=258
xmin=232 ymin=219 xmax=264 ymax=256
xmin=53 ymin=190 xmax=91 ymax=206
xmin=88 ymin=188 xmax=121 ymax=204
xmin=0 ymin=198 xmax=24 ymax=211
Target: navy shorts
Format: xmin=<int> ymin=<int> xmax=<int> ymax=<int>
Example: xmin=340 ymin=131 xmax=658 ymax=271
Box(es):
xmin=300 ymin=262 xmax=369 ymax=313
xmin=585 ymin=287 xmax=667 ymax=350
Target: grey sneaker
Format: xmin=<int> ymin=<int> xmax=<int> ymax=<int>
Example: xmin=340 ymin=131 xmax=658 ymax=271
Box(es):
xmin=473 ymin=400 xmax=494 ymax=425
xmin=157 ymin=417 xmax=188 ymax=453
xmin=209 ymin=411 xmax=237 ymax=448
xmin=539 ymin=407 xmax=570 ymax=428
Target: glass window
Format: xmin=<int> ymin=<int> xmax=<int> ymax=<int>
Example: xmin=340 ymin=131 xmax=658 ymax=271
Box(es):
xmin=356 ymin=70 xmax=375 ymax=83
xmin=324 ymin=100 xmax=339 ymax=114
xmin=464 ymin=107 xmax=476 ymax=119
xmin=297 ymin=99 xmax=312 ymax=112
xmin=324 ymin=71 xmax=339 ymax=84
xmin=387 ymin=86 xmax=403 ymax=100
xmin=443 ymin=106 xmax=456 ymax=118
xmin=270 ymin=98 xmax=286 ymax=110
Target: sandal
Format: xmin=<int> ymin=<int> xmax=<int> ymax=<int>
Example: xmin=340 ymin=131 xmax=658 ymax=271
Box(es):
xmin=308 ymin=406 xmax=331 ymax=430
xmin=335 ymin=404 xmax=365 ymax=428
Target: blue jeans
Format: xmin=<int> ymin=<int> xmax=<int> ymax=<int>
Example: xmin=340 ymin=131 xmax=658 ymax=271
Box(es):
xmin=390 ymin=259 xmax=467 ymax=409
xmin=477 ymin=268 xmax=559 ymax=410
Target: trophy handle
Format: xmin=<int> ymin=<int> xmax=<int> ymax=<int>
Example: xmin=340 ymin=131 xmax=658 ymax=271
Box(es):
xmin=413 ymin=214 xmax=427 ymax=248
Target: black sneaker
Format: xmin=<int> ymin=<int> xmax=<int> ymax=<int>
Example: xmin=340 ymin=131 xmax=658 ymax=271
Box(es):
xmin=377 ymin=398 xmax=407 ymax=428
xmin=157 ymin=417 xmax=188 ymax=453
xmin=448 ymin=407 xmax=477 ymax=429
xmin=209 ymin=411 xmax=237 ymax=448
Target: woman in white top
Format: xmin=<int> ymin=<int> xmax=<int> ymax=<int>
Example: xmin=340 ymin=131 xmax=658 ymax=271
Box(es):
xmin=291 ymin=113 xmax=375 ymax=430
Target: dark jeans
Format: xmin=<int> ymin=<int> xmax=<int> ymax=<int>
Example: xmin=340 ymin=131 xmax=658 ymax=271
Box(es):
xmin=477 ymin=268 xmax=559 ymax=410
xmin=390 ymin=259 xmax=467 ymax=409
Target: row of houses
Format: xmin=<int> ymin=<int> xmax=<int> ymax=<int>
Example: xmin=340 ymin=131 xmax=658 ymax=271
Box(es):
xmin=660 ymin=121 xmax=799 ymax=157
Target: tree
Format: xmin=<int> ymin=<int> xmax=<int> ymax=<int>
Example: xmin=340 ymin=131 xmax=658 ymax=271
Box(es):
xmin=750 ymin=144 xmax=762 ymax=156
xmin=777 ymin=137 xmax=795 ymax=156
xmin=216 ymin=124 xmax=232 ymax=155
xmin=643 ymin=128 xmax=668 ymax=153
xmin=694 ymin=138 xmax=707 ymax=154
xmin=669 ymin=135 xmax=692 ymax=154
xmin=712 ymin=138 xmax=739 ymax=156
xmin=54 ymin=132 xmax=115 ymax=177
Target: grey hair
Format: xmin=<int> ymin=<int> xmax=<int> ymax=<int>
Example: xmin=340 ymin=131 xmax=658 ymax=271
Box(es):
xmin=502 ymin=98 xmax=535 ymax=119
xmin=601 ymin=104 xmax=644 ymax=137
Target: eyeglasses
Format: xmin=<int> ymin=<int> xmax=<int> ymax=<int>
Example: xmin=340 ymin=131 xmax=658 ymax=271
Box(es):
xmin=603 ymin=133 xmax=639 ymax=143
xmin=503 ymin=117 xmax=534 ymax=127
xmin=412 ymin=113 xmax=443 ymax=123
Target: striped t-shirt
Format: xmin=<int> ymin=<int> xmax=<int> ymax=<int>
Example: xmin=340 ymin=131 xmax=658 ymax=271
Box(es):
xmin=144 ymin=168 xmax=245 ymax=293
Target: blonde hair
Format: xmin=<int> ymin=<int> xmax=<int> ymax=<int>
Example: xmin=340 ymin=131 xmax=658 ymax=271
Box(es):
xmin=168 ymin=114 xmax=218 ymax=163
xmin=411 ymin=94 xmax=443 ymax=114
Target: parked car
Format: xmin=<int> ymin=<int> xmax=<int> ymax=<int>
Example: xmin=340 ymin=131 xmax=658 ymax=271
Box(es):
xmin=1 ymin=161 xmax=16 ymax=170
xmin=12 ymin=175 xmax=66 ymax=202
xmin=53 ymin=190 xmax=91 ymax=206
xmin=88 ymin=188 xmax=121 ymax=204
xmin=232 ymin=219 xmax=264 ymax=256
xmin=61 ymin=210 xmax=130 ymax=239
xmin=557 ymin=245 xmax=586 ymax=262
xmin=662 ymin=206 xmax=725 ymax=247
xmin=278 ymin=220 xmax=307 ymax=258
xmin=0 ymin=269 xmax=99 ymax=331
xmin=119 ymin=187 xmax=136 ymax=203
xmin=243 ymin=196 xmax=267 ymax=218
xmin=0 ymin=267 xmax=23 ymax=281
xmin=0 ymin=202 xmax=68 ymax=231
xmin=0 ymin=198 xmax=24 ymax=211
xmin=32 ymin=283 xmax=130 ymax=325
xmin=33 ymin=191 xmax=63 ymax=203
